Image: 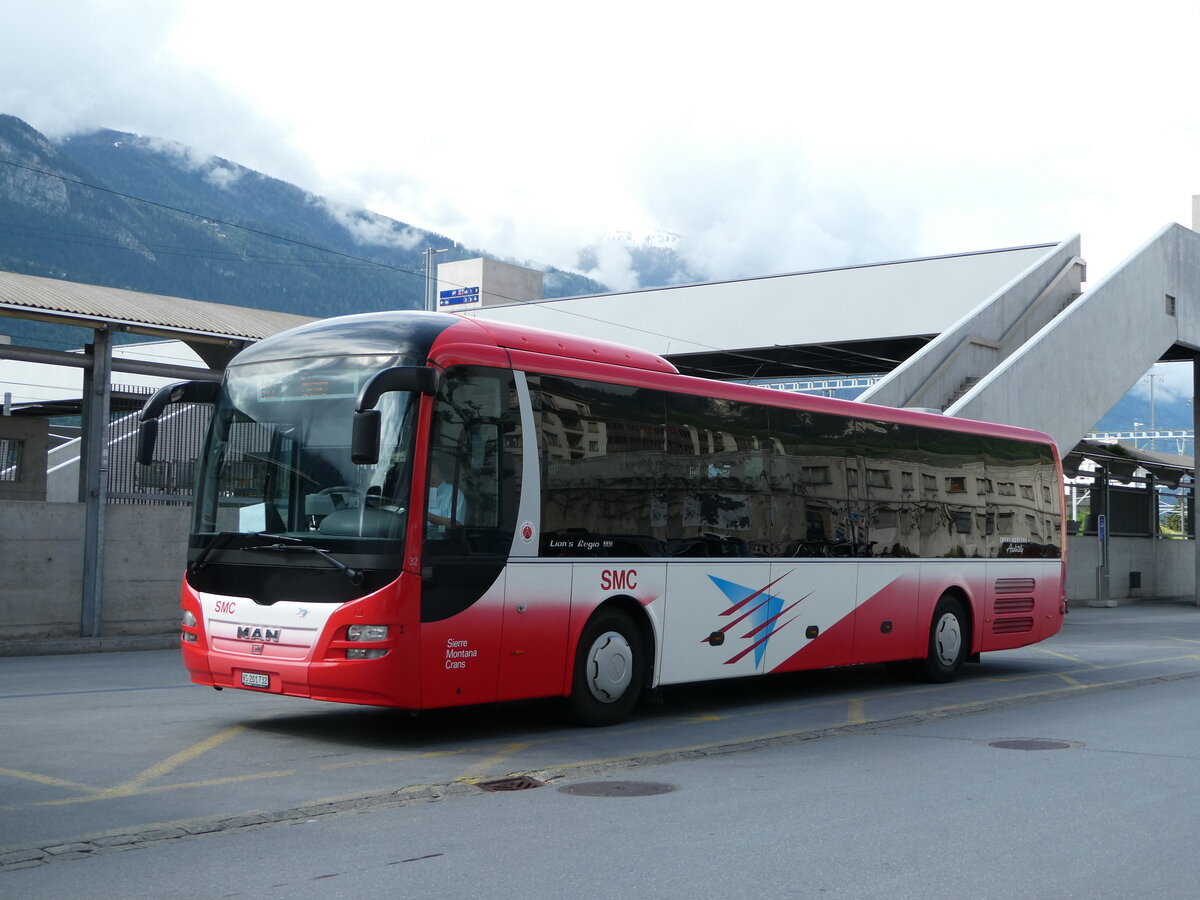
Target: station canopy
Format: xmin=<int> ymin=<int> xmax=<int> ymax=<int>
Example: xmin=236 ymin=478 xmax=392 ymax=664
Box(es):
xmin=0 ymin=269 xmax=313 ymax=370
xmin=466 ymin=244 xmax=1060 ymax=380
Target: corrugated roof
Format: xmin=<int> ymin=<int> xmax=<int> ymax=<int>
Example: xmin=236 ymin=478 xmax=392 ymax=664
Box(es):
xmin=0 ymin=269 xmax=314 ymax=342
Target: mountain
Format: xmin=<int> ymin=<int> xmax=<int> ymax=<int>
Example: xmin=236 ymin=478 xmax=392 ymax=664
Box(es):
xmin=0 ymin=115 xmax=608 ymax=349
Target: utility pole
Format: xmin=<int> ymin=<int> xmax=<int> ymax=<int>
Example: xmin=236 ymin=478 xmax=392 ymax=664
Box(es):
xmin=423 ymin=247 xmax=448 ymax=312
xmin=1146 ymin=373 xmax=1163 ymax=453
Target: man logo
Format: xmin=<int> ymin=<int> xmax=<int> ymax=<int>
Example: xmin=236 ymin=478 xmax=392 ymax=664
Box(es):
xmin=237 ymin=626 xmax=281 ymax=643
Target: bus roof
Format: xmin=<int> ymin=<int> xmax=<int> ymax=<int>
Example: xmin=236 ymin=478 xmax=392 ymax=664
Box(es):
xmin=453 ymin=316 xmax=678 ymax=375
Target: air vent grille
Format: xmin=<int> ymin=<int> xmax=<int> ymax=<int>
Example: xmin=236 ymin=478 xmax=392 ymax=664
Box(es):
xmin=992 ymin=616 xmax=1034 ymax=635
xmin=995 ymin=577 xmax=1036 ymax=593
xmin=994 ymin=597 xmax=1035 ymax=615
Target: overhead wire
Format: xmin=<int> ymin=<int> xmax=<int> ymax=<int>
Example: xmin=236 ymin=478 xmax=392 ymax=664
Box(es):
xmin=0 ymin=155 xmax=871 ymax=381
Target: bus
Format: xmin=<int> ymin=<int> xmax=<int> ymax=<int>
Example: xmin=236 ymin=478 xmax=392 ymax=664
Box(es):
xmin=137 ymin=310 xmax=1066 ymax=725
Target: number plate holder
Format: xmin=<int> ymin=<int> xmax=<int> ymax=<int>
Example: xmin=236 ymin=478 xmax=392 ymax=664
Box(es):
xmin=241 ymin=671 xmax=270 ymax=689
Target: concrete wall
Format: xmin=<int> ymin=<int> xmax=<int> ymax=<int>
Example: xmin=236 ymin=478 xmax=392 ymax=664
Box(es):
xmin=0 ymin=501 xmax=189 ymax=639
xmin=1 ymin=499 xmax=1191 ymax=639
xmin=1065 ymin=535 xmax=1196 ymax=604
xmin=0 ymin=416 xmax=49 ymax=500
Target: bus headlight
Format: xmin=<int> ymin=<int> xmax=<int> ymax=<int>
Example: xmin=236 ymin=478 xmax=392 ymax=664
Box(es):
xmin=182 ymin=610 xmax=197 ymax=627
xmin=347 ymin=625 xmax=388 ymax=642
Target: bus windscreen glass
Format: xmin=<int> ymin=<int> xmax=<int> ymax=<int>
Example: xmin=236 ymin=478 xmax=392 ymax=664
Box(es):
xmin=193 ymin=355 xmax=419 ymax=546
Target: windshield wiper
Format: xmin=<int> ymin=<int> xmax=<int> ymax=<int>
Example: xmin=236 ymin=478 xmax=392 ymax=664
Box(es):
xmin=241 ymin=540 xmax=364 ymax=585
xmin=190 ymin=531 xmax=238 ymax=574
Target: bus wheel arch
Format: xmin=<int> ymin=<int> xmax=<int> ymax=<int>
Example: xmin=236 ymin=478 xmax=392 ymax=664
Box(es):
xmin=566 ymin=598 xmax=654 ymax=726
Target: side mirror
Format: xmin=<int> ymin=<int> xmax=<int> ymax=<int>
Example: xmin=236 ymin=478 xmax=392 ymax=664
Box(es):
xmin=136 ymin=379 xmax=220 ymax=465
xmin=350 ymin=367 xmax=439 ymax=465
xmin=135 ymin=419 xmax=159 ymax=466
xmin=351 ymin=409 xmax=382 ymax=465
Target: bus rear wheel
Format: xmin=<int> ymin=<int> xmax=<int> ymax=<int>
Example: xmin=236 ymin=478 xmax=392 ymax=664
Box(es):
xmin=567 ymin=608 xmax=645 ymax=726
xmin=920 ymin=594 xmax=968 ymax=682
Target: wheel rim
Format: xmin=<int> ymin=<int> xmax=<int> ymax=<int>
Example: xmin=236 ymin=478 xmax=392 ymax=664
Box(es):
xmin=585 ymin=630 xmax=634 ymax=703
xmin=933 ymin=612 xmax=962 ymax=667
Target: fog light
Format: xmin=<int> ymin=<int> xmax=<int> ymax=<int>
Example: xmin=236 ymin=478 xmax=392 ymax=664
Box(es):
xmin=182 ymin=610 xmax=197 ymax=627
xmin=347 ymin=624 xmax=388 ymax=642
xmin=346 ymin=648 xmax=387 ymax=660
xmin=181 ymin=631 xmax=197 ymax=643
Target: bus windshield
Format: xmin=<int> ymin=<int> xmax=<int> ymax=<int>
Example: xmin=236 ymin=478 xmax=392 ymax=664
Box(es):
xmin=193 ymin=354 xmax=419 ymax=545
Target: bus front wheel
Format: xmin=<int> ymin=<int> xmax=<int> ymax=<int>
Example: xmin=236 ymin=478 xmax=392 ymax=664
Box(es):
xmin=920 ymin=594 xmax=968 ymax=682
xmin=567 ymin=608 xmax=645 ymax=726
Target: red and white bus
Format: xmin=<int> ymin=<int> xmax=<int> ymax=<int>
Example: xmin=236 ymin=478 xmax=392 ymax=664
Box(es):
xmin=138 ymin=310 xmax=1067 ymax=725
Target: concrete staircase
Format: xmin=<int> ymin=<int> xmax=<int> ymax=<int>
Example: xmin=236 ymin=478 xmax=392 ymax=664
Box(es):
xmin=861 ymin=225 xmax=1200 ymax=452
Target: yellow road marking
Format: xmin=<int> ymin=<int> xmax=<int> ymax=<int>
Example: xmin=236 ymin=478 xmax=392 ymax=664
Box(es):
xmin=1032 ymin=647 xmax=1095 ymax=666
xmin=7 ymin=651 xmax=1200 ymax=813
xmin=0 ymin=767 xmax=100 ymax=794
xmin=845 ymin=698 xmax=868 ymax=725
xmin=102 ymin=725 xmax=249 ymax=797
xmin=34 ymin=770 xmax=296 ymax=807
xmin=455 ymin=742 xmax=532 ymax=783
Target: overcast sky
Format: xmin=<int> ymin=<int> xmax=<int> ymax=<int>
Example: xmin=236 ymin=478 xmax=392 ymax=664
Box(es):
xmin=2 ymin=0 xmax=1198 ymax=297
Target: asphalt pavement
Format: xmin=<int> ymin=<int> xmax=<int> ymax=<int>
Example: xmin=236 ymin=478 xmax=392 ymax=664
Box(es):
xmin=3 ymin=600 xmax=1200 ymax=898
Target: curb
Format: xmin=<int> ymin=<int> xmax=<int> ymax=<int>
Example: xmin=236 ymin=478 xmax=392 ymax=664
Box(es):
xmin=0 ymin=634 xmax=179 ymax=657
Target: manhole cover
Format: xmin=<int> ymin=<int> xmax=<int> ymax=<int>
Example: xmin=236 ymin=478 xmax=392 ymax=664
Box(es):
xmin=557 ymin=780 xmax=677 ymax=797
xmin=988 ymin=739 xmax=1078 ymax=751
xmin=476 ymin=775 xmax=545 ymax=792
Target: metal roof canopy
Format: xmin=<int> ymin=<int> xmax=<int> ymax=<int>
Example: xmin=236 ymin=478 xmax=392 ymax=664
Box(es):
xmin=0 ymin=269 xmax=313 ymax=369
xmin=1066 ymin=439 xmax=1195 ymax=489
xmin=466 ymin=243 xmax=1061 ymax=380
xmin=0 ymin=269 xmax=315 ymax=638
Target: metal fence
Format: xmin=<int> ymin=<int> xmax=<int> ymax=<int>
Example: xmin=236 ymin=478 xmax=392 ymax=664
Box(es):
xmin=106 ymin=385 xmax=211 ymax=506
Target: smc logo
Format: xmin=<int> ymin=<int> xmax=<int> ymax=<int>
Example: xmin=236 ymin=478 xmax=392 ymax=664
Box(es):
xmin=215 ymin=600 xmax=236 ymax=614
xmin=600 ymin=569 xmax=637 ymax=591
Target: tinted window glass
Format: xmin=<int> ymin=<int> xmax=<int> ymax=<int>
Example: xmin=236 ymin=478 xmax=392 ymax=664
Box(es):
xmin=532 ymin=375 xmax=667 ymax=556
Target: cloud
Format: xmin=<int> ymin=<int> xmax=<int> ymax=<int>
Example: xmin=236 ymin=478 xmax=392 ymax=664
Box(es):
xmin=204 ymin=164 xmax=243 ymax=191
xmin=317 ymin=198 xmax=424 ymax=251
xmin=122 ymin=134 xmax=245 ymax=191
xmin=1130 ymin=362 xmax=1194 ymax=407
xmin=578 ymin=241 xmax=640 ymax=293
xmin=0 ymin=2 xmax=322 ymax=201
xmin=3 ymin=0 xmax=1200 ymax=296
xmin=633 ymin=141 xmax=918 ymax=282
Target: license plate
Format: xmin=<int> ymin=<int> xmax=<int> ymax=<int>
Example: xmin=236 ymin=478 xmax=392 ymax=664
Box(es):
xmin=241 ymin=671 xmax=270 ymax=689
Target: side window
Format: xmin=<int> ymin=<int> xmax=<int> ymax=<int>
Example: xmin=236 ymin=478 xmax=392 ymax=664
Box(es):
xmin=532 ymin=375 xmax=666 ymax=557
xmin=986 ymin=437 xmax=1062 ymax=559
xmin=770 ymin=408 xmax=855 ymax=557
xmin=665 ymin=394 xmax=768 ymax=557
xmin=424 ymin=367 xmax=521 ymax=557
xmin=855 ymin=420 xmax=921 ymax=558
xmin=916 ymin=428 xmax=987 ymax=558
